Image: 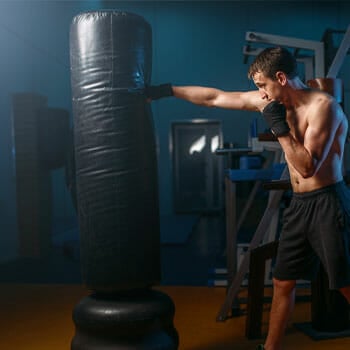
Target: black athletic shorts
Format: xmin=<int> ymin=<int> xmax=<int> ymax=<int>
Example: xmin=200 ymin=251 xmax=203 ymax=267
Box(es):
xmin=273 ymin=180 xmax=350 ymax=289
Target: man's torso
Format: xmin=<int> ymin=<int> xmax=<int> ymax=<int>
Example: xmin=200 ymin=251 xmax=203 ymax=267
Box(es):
xmin=285 ymin=90 xmax=347 ymax=193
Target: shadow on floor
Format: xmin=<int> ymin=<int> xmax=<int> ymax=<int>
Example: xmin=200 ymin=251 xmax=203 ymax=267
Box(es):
xmin=0 ymin=212 xmax=260 ymax=287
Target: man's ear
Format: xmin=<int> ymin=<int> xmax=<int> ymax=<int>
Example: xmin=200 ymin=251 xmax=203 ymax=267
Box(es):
xmin=276 ymin=71 xmax=287 ymax=86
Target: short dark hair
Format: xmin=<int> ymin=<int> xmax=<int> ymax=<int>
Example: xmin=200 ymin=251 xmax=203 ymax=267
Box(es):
xmin=248 ymin=47 xmax=298 ymax=80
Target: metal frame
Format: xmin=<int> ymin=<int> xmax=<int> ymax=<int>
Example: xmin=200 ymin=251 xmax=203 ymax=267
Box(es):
xmin=244 ymin=31 xmax=325 ymax=78
xmin=326 ymin=24 xmax=350 ymax=78
xmin=243 ymin=45 xmax=315 ymax=82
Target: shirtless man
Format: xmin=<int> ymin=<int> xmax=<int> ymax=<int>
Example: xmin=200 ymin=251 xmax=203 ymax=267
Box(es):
xmin=146 ymin=47 xmax=350 ymax=350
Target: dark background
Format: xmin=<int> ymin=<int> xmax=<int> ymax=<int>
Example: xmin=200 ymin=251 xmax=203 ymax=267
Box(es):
xmin=0 ymin=0 xmax=349 ymax=286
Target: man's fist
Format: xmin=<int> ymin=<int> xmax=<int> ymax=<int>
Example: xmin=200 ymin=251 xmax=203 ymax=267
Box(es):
xmin=262 ymin=101 xmax=290 ymax=137
xmin=145 ymin=83 xmax=173 ymax=100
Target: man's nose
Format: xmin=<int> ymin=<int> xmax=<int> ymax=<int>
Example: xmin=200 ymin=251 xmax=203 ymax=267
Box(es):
xmin=259 ymin=89 xmax=267 ymax=99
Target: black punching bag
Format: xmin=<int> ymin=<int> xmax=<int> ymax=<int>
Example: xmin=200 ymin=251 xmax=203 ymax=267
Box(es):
xmin=70 ymin=11 xmax=178 ymax=349
xmin=70 ymin=10 xmax=160 ymax=292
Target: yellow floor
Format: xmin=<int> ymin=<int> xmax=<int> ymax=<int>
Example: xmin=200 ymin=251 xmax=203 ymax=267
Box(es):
xmin=0 ymin=284 xmax=349 ymax=350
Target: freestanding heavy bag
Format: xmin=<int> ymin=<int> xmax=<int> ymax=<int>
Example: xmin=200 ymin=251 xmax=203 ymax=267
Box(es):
xmin=70 ymin=11 xmax=178 ymax=349
xmin=70 ymin=10 xmax=160 ymax=292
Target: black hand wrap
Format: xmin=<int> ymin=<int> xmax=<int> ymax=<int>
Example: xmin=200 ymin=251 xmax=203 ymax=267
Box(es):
xmin=145 ymin=83 xmax=173 ymax=100
xmin=262 ymin=101 xmax=290 ymax=137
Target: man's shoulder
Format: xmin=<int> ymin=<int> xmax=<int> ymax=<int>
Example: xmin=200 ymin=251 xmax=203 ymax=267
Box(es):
xmin=307 ymin=89 xmax=335 ymax=112
xmin=307 ymin=90 xmax=345 ymax=124
xmin=309 ymin=88 xmax=334 ymax=102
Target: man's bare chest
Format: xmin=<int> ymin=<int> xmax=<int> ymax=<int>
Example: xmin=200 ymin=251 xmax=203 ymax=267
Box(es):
xmin=286 ymin=110 xmax=308 ymax=142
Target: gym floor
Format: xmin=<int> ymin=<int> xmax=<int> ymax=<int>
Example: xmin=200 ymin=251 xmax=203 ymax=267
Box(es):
xmin=1 ymin=214 xmax=350 ymax=348
xmin=1 ymin=283 xmax=350 ymax=350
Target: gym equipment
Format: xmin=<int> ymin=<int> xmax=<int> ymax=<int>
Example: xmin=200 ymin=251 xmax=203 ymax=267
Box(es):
xmin=243 ymin=25 xmax=350 ymax=82
xmin=326 ymin=24 xmax=350 ymax=79
xmin=12 ymin=94 xmax=70 ymax=258
xmin=72 ymin=290 xmax=178 ymax=350
xmin=70 ymin=9 xmax=158 ymax=292
xmin=243 ymin=31 xmax=325 ymax=79
xmin=37 ymin=107 xmax=70 ymax=170
xmin=12 ymin=93 xmax=51 ymax=258
xmin=70 ymin=10 xmax=178 ymax=349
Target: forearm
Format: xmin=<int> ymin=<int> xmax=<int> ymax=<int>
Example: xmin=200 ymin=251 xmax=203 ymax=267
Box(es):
xmin=278 ymin=135 xmax=316 ymax=178
xmin=172 ymin=86 xmax=220 ymax=107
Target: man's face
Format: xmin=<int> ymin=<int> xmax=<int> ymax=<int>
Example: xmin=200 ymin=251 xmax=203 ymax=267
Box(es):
xmin=252 ymin=71 xmax=282 ymax=101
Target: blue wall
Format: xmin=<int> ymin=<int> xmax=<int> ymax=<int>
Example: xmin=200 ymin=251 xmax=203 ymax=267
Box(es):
xmin=0 ymin=1 xmax=349 ymax=260
xmin=0 ymin=0 xmax=99 ymax=261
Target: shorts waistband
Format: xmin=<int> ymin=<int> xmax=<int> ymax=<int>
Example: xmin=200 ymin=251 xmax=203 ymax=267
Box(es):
xmin=292 ymin=180 xmax=345 ymax=200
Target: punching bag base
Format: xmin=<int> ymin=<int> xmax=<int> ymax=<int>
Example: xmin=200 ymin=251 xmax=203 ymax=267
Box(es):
xmin=71 ymin=289 xmax=179 ymax=350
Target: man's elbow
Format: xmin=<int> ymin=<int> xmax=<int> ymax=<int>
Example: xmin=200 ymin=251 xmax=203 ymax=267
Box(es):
xmin=300 ymin=159 xmax=318 ymax=178
xmin=205 ymin=101 xmax=217 ymax=108
xmin=205 ymin=95 xmax=220 ymax=108
xmin=300 ymin=168 xmax=315 ymax=178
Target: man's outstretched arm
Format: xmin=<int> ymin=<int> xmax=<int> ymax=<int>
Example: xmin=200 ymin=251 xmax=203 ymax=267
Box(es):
xmin=146 ymin=83 xmax=264 ymax=112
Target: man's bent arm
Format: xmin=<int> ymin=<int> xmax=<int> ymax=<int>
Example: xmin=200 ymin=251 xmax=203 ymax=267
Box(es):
xmin=278 ymin=99 xmax=341 ymax=178
xmin=278 ymin=134 xmax=317 ymax=178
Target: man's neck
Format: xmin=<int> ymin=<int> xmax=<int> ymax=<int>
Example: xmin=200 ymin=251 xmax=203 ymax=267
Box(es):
xmin=282 ymin=77 xmax=310 ymax=108
xmin=288 ymin=76 xmax=307 ymax=90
